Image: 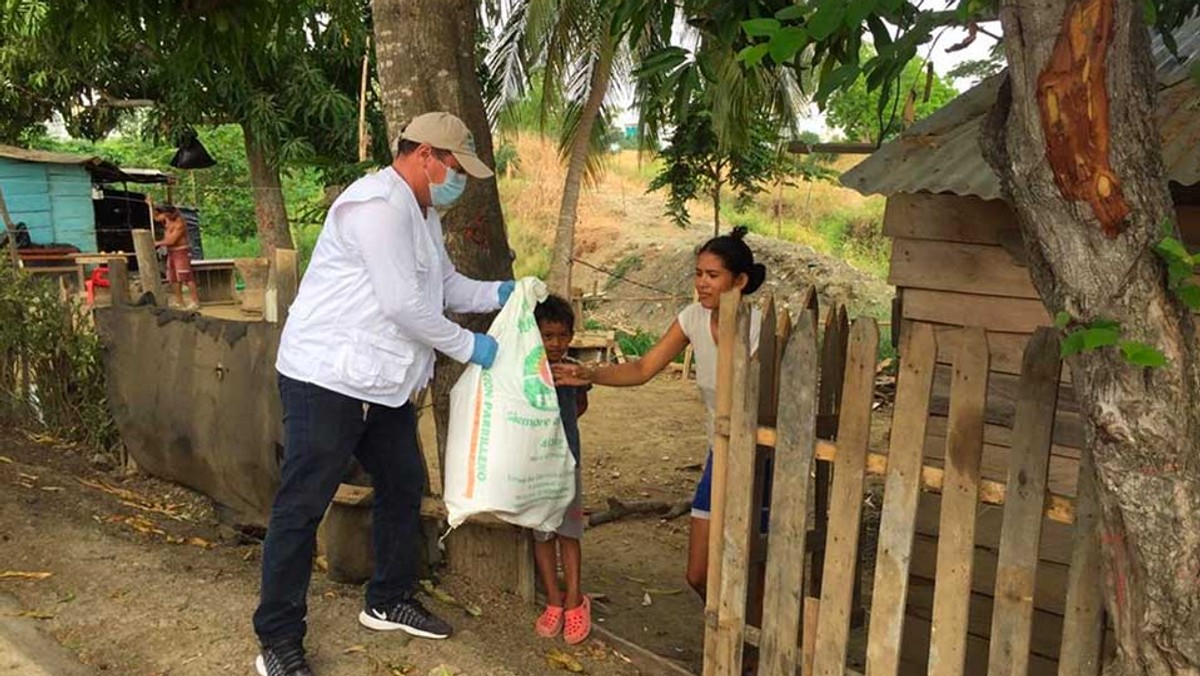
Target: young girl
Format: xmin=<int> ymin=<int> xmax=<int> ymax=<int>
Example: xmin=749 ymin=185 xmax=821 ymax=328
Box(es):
xmin=552 ymin=226 xmax=766 ymax=596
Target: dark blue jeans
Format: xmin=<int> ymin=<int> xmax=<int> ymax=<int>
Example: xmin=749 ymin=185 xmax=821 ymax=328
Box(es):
xmin=252 ymin=374 xmax=426 ymax=645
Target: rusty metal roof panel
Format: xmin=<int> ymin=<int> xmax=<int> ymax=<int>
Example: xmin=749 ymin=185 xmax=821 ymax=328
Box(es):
xmin=842 ymin=18 xmax=1200 ymax=199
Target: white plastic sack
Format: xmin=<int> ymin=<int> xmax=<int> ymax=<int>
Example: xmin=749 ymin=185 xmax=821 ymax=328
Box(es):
xmin=443 ymin=277 xmax=576 ymax=532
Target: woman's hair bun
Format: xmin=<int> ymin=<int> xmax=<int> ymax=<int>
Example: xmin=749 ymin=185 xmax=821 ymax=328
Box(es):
xmin=745 ymin=262 xmax=767 ymax=295
xmin=730 ymin=225 xmax=750 ymax=240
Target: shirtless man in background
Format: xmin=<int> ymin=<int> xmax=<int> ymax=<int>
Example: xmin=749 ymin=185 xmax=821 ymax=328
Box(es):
xmin=153 ymin=205 xmax=199 ymax=310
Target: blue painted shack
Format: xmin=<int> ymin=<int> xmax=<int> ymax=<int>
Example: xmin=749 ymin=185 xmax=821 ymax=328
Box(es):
xmin=0 ymin=144 xmax=176 ymax=256
xmin=0 ymin=144 xmax=105 ymax=252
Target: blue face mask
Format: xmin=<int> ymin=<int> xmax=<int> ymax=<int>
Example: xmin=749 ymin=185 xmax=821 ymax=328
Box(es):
xmin=429 ymin=166 xmax=467 ymax=208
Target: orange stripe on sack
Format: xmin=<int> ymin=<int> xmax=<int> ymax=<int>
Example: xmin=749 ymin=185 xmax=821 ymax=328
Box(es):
xmin=464 ymin=377 xmax=485 ymax=499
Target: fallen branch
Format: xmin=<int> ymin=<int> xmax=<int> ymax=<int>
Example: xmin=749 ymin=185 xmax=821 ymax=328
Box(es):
xmin=587 ymin=497 xmax=691 ymax=527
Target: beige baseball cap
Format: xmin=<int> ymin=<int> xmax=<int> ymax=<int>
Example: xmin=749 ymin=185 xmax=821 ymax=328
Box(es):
xmin=399 ymin=112 xmax=494 ymax=178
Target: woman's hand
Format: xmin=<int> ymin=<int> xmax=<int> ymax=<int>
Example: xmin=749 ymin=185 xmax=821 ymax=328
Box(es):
xmin=551 ymin=362 xmax=593 ymax=387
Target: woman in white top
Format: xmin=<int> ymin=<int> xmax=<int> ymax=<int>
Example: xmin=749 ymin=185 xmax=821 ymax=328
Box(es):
xmin=552 ymin=226 xmax=767 ymax=596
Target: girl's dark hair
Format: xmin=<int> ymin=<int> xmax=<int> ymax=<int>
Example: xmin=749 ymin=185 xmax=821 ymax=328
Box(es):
xmin=697 ymin=225 xmax=767 ymax=294
xmin=534 ymin=293 xmax=575 ymax=332
xmin=153 ymin=204 xmax=181 ymax=218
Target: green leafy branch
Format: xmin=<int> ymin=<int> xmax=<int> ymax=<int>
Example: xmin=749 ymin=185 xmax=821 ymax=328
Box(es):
xmin=1054 ymin=313 xmax=1167 ymax=368
xmin=1153 ymin=220 xmax=1200 ymax=310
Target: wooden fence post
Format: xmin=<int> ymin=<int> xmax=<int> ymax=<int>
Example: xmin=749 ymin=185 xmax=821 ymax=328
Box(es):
xmin=269 ymin=248 xmax=299 ymax=324
xmin=108 ymin=257 xmax=130 ymax=306
xmin=988 ymin=328 xmax=1062 ymax=676
xmin=758 ymin=308 xmax=819 ymax=676
xmin=1057 ymin=445 xmax=1106 ymax=675
xmin=928 ymin=327 xmax=990 ymax=676
xmin=131 ymin=229 xmax=162 ymax=303
xmin=713 ymin=304 xmax=760 ymax=675
xmin=864 ymin=322 xmax=937 ymax=675
xmin=811 ymin=318 xmax=878 ymax=676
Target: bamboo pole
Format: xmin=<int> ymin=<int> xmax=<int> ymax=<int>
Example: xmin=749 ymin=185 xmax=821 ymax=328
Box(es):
xmin=701 ymin=289 xmax=741 ymax=676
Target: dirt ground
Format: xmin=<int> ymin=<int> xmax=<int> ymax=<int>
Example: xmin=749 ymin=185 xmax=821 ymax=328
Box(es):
xmin=0 ymin=375 xmax=718 ymax=675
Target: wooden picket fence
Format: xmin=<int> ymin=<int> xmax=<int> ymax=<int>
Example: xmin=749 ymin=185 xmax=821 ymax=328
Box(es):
xmin=701 ymin=291 xmax=1106 ymax=676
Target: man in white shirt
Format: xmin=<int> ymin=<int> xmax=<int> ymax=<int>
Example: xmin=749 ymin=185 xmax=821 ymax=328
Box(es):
xmin=252 ymin=112 xmax=515 ymax=676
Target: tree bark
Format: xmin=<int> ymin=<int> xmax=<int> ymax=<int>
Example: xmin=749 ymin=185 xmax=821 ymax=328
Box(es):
xmin=242 ymin=123 xmax=294 ymax=257
xmin=371 ymin=0 xmax=514 ymax=467
xmin=984 ymin=2 xmax=1200 ymax=673
xmin=547 ymin=40 xmax=616 ymax=298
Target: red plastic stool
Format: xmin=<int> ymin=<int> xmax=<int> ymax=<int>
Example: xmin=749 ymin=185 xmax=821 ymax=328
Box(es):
xmin=85 ymin=266 xmax=110 ymax=305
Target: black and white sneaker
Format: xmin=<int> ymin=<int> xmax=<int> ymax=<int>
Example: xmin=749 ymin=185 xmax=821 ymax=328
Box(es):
xmin=358 ymin=597 xmax=453 ymax=639
xmin=254 ymin=637 xmax=314 ymax=676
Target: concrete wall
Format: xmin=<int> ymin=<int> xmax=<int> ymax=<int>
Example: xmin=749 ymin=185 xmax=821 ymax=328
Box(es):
xmin=96 ymin=304 xmax=283 ymax=525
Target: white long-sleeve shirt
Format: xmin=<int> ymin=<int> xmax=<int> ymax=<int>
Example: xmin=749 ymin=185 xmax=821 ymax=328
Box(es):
xmin=276 ymin=167 xmax=501 ymax=407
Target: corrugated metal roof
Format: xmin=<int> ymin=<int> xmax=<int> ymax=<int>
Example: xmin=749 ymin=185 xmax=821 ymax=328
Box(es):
xmin=842 ymin=17 xmax=1200 ymax=200
xmin=0 ymin=145 xmax=173 ymax=184
xmin=0 ymin=143 xmax=103 ymax=166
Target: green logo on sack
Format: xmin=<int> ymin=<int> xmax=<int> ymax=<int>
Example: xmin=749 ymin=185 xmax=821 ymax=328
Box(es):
xmin=522 ymin=346 xmax=557 ymax=411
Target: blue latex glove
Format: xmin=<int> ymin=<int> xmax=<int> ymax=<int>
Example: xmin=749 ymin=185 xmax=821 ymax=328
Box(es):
xmin=498 ymin=280 xmax=516 ymax=306
xmin=470 ymin=333 xmax=499 ymax=368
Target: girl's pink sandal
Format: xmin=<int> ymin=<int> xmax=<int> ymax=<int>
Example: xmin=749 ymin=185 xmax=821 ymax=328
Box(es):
xmin=536 ymin=604 xmax=564 ymax=638
xmin=563 ymin=595 xmax=592 ymax=645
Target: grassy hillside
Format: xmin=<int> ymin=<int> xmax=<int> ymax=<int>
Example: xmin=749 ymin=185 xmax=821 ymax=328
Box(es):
xmin=496 ymin=135 xmax=890 ymax=282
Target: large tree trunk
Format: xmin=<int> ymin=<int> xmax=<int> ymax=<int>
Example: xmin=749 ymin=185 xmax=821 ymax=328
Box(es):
xmin=547 ymin=41 xmax=615 ymax=297
xmin=372 ymin=0 xmax=514 ymax=465
xmin=242 ymin=123 xmax=294 ymax=256
xmin=984 ymin=1 xmax=1200 ymax=673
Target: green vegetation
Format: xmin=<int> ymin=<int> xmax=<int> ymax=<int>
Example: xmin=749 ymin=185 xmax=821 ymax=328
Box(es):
xmin=0 ymin=267 xmax=117 ymax=453
xmin=723 ymin=185 xmax=890 ymax=279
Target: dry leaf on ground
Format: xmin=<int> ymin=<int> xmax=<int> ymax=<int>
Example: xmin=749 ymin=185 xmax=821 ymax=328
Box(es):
xmin=0 ymin=571 xmax=53 ymax=581
xmin=545 ymin=648 xmax=585 ymax=673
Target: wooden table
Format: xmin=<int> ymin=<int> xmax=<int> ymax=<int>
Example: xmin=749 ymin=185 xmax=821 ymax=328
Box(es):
xmin=191 ymin=259 xmax=238 ymax=305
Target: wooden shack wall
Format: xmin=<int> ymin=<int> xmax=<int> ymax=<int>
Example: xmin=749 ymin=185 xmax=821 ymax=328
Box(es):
xmin=0 ymin=157 xmax=97 ymax=252
xmin=883 ymin=192 xmax=1200 ymax=668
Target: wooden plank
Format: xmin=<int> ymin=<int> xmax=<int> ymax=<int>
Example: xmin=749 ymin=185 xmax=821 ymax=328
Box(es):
xmin=131 ymin=229 xmax=162 ymax=303
xmin=988 ymin=329 xmax=1062 ymax=676
xmin=757 ymin=294 xmax=779 ymax=425
xmin=1174 ymin=204 xmax=1200 ymax=249
xmin=914 ymin=492 xmax=1076 ymax=567
xmin=803 ymin=597 xmax=819 ymax=676
xmin=866 ymin=323 xmax=938 ymax=675
xmin=921 ymin=440 xmax=1080 ymax=497
xmin=811 ymin=318 xmax=878 ymax=676
xmin=908 ymin=582 xmax=1066 ymax=661
xmin=744 ymin=430 xmax=1078 ymax=526
xmin=272 ymin=248 xmax=300 ymax=324
xmin=758 ymin=310 xmax=819 ymax=676
xmin=1057 ymin=446 xmax=1105 ymax=676
xmin=713 ymin=307 xmax=760 ymax=675
xmin=929 ymin=324 xmax=1072 ymax=382
xmin=902 ymin=612 xmax=1061 ymax=676
xmin=516 ymin=529 xmax=536 ymax=603
xmin=811 ymin=304 xmax=848 ymax=596
xmin=108 ymin=257 xmax=130 ymax=306
xmin=883 ymin=198 xmax=1197 ymax=249
xmin=929 ymin=365 xmax=1082 ymax=447
xmin=927 ymin=328 xmax=990 ymax=676
xmin=890 ymin=238 xmax=1038 ymax=299
xmin=925 ymin=416 xmax=1083 ymax=459
xmin=702 ymin=289 xmax=741 ymax=676
xmin=904 ymin=289 xmax=1052 ymax=334
xmin=590 ymin=623 xmax=695 ymax=676
xmin=883 ymin=193 xmax=1017 ymax=245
